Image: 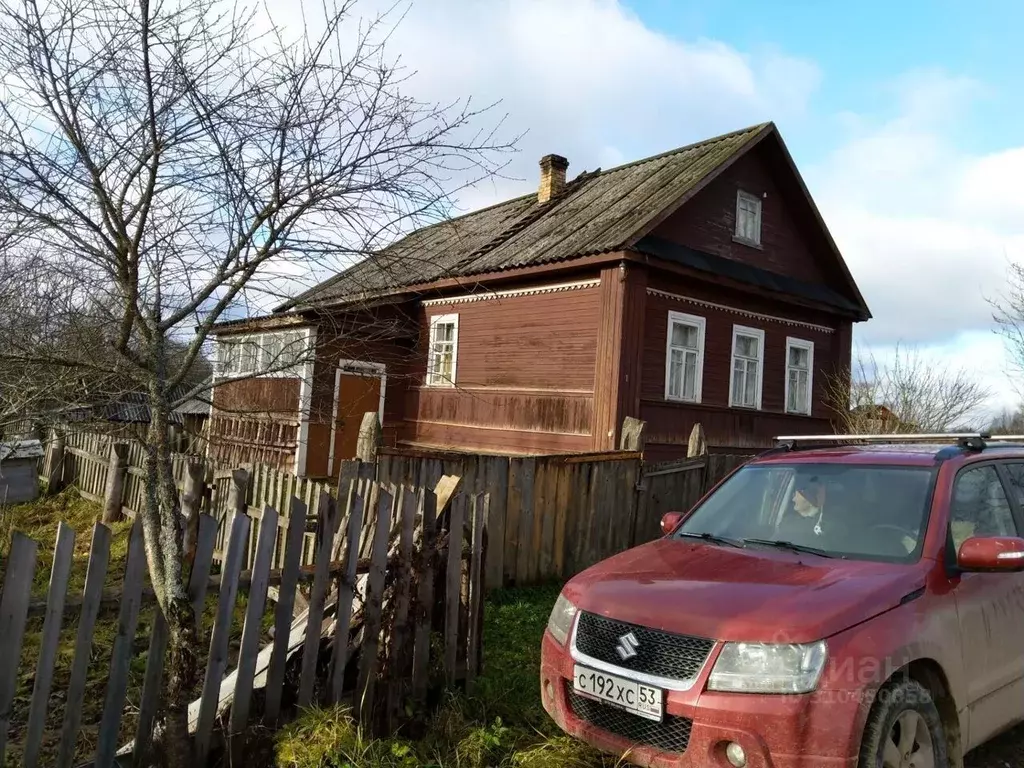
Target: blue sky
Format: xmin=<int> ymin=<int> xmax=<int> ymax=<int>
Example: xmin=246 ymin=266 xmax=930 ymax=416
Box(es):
xmin=268 ymin=0 xmax=1024 ymax=418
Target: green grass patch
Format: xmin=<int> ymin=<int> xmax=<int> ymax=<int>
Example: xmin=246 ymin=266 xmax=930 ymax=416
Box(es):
xmin=276 ymin=582 xmax=617 ymax=768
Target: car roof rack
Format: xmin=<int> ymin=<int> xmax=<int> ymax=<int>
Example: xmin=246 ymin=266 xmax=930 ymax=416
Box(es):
xmin=771 ymin=433 xmax=1024 ymax=453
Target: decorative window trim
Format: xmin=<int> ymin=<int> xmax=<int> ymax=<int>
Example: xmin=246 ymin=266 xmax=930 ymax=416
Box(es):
xmin=664 ymin=310 xmax=706 ymax=404
xmin=785 ymin=336 xmax=814 ymax=416
xmin=735 ymin=189 xmax=763 ymax=247
xmin=646 ymin=288 xmax=834 ymax=335
xmin=420 ymin=278 xmax=600 ymax=307
xmin=729 ymin=324 xmax=765 ymax=410
xmin=426 ymin=313 xmax=459 ymax=387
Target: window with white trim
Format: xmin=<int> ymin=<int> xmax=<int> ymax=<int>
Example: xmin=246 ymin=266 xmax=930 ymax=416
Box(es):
xmin=215 ymin=328 xmax=309 ymax=377
xmin=730 ymin=325 xmax=764 ymax=409
xmin=426 ymin=314 xmax=458 ymax=387
xmin=785 ymin=337 xmax=814 ymax=415
xmin=735 ymin=190 xmax=762 ymax=245
xmin=664 ymin=311 xmax=705 ymax=403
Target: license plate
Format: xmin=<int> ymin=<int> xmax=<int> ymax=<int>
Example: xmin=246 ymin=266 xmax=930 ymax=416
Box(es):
xmin=573 ymin=664 xmax=663 ymax=722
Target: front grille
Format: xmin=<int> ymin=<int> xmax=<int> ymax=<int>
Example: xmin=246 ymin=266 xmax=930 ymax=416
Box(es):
xmin=566 ymin=686 xmax=693 ymax=753
xmin=574 ymin=612 xmax=714 ymax=682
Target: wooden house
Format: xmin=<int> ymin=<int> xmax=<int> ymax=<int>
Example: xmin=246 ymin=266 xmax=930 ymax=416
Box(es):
xmin=209 ymin=122 xmax=871 ymax=476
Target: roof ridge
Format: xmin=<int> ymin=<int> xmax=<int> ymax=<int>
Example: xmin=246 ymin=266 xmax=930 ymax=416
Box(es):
xmin=592 ymin=121 xmax=774 ymax=177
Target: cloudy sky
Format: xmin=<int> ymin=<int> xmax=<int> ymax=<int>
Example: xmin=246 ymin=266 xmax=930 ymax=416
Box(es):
xmin=272 ymin=0 xmax=1024 ymax=417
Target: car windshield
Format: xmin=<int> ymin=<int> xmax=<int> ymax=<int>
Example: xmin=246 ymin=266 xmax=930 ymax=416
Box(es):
xmin=674 ymin=462 xmax=936 ymax=563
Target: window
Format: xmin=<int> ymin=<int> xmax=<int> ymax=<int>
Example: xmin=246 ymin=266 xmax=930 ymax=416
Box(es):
xmin=735 ymin=190 xmax=762 ymax=245
xmin=664 ymin=311 xmax=705 ymax=402
xmin=215 ymin=329 xmax=309 ymax=378
xmin=426 ymin=314 xmax=458 ymax=387
xmin=785 ymin=337 xmax=814 ymax=415
xmin=675 ymin=463 xmax=935 ymax=563
xmin=730 ymin=325 xmax=764 ymax=409
xmin=949 ymin=465 xmax=1018 ymax=552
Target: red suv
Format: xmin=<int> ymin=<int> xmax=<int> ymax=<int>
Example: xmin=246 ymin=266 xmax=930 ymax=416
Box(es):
xmin=540 ymin=434 xmax=1024 ymax=767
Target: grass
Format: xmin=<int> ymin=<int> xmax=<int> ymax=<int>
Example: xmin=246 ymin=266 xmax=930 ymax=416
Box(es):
xmin=0 ymin=489 xmax=259 ymax=767
xmin=275 ymin=583 xmax=620 ymax=768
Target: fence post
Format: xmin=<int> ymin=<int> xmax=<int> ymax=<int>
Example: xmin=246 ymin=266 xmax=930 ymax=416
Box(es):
xmin=182 ymin=459 xmax=207 ymax=561
xmin=356 ymin=411 xmax=381 ymax=463
xmin=102 ymin=442 xmax=128 ymax=523
xmin=46 ymin=429 xmax=65 ymax=494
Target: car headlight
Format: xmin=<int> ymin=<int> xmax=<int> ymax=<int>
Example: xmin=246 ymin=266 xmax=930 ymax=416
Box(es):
xmin=546 ymin=593 xmax=578 ymax=646
xmin=708 ymin=640 xmax=828 ymax=694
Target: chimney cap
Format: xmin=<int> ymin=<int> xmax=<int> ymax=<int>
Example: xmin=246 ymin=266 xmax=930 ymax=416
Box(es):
xmin=540 ymin=154 xmax=569 ymax=171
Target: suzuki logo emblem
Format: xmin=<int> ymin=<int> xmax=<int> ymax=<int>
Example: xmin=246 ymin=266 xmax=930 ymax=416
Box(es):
xmin=616 ymin=631 xmax=640 ymax=661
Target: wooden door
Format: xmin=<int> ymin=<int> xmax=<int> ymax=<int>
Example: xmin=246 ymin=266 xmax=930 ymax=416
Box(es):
xmin=332 ymin=372 xmax=382 ymax=469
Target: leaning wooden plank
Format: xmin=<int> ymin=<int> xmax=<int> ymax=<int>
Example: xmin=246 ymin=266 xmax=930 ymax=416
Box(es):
xmin=298 ymin=492 xmax=339 ymax=707
xmin=195 ymin=512 xmax=252 ymax=765
xmin=94 ymin=518 xmax=147 ymax=768
xmin=330 ymin=483 xmax=365 ymax=703
xmin=230 ymin=505 xmax=280 ymax=738
xmin=355 ymin=483 xmax=395 ymax=721
xmin=466 ymin=493 xmax=487 ymax=691
xmin=56 ymin=524 xmax=111 ymax=768
xmin=385 ymin=484 xmax=418 ymax=726
xmin=133 ymin=514 xmax=217 ymax=766
xmin=444 ymin=492 xmax=466 ymax=686
xmin=0 ymin=533 xmax=39 ymax=763
xmin=410 ymin=488 xmax=437 ymax=704
xmin=23 ymin=522 xmax=76 ymax=767
xmin=265 ymin=497 xmax=309 ymax=724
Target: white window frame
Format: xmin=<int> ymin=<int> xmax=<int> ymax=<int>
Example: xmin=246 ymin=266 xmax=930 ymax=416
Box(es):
xmin=215 ymin=328 xmax=309 ymax=379
xmin=426 ymin=313 xmax=459 ymax=387
xmin=663 ymin=310 xmax=706 ymax=404
xmin=784 ymin=336 xmax=814 ymax=416
xmin=735 ymin=190 xmax=762 ymax=246
xmin=729 ymin=324 xmax=765 ymax=410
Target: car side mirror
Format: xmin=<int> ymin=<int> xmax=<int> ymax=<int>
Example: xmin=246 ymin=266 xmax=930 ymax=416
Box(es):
xmin=957 ymin=536 xmax=1024 ymax=572
xmin=661 ymin=511 xmax=684 ymax=536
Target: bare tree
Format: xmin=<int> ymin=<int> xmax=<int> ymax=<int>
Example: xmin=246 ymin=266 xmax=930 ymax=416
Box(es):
xmin=825 ymin=343 xmax=992 ymax=434
xmin=0 ymin=0 xmax=512 ymax=760
xmin=992 ymin=261 xmax=1024 ymax=398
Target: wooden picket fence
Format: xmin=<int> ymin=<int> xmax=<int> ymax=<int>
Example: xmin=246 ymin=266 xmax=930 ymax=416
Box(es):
xmin=376 ymin=447 xmax=752 ymax=588
xmin=0 ymin=474 xmax=488 ymax=767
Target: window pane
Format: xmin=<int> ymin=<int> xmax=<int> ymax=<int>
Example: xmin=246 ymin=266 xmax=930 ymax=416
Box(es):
xmin=668 ymin=348 xmax=683 ymax=397
xmin=434 ymin=322 xmax=454 ymax=342
xmin=736 ymin=334 xmax=759 ymax=358
xmin=1002 ymin=464 xmax=1024 ymax=506
xmin=683 ymin=351 xmax=697 ymax=399
xmin=744 ymin=365 xmax=757 ymax=405
xmin=789 ymin=346 xmax=808 ymax=368
xmin=950 ymin=465 xmax=1018 ymax=550
xmin=671 ymin=322 xmax=698 ymax=349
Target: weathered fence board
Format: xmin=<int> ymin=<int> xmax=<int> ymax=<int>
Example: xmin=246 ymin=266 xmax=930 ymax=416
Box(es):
xmin=57 ymin=524 xmax=112 ymax=768
xmin=0 ymin=534 xmax=39 ymax=762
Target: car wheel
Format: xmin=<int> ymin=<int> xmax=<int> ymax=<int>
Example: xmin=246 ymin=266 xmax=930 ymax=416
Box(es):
xmin=859 ymin=679 xmax=949 ymax=768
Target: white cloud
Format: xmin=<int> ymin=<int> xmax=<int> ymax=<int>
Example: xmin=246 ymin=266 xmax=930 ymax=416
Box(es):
xmin=272 ymin=0 xmax=822 ymax=213
xmin=805 ymin=68 xmax=1024 ymax=415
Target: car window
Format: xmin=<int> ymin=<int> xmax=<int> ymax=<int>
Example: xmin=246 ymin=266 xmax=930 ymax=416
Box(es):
xmin=675 ymin=463 xmax=935 ymax=563
xmin=949 ymin=465 xmax=1018 ymax=551
xmin=1000 ymin=463 xmax=1024 ymax=507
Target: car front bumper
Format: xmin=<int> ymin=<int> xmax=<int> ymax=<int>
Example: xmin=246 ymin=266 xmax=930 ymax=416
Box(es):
xmin=540 ymin=630 xmax=863 ymax=768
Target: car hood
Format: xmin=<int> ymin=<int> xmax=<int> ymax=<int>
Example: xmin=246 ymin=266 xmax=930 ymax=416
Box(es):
xmin=565 ymin=538 xmax=925 ymax=644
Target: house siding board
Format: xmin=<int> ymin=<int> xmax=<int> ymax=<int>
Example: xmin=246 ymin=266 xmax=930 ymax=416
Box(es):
xmin=641 ymin=274 xmax=844 ymax=455
xmin=399 ymin=280 xmax=602 ymax=453
xmin=652 ymin=143 xmax=831 ymax=287
xmin=212 ymin=378 xmax=301 ymax=417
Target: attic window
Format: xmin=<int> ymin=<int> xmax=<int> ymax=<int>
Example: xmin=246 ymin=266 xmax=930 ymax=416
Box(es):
xmin=735 ymin=190 xmax=762 ymax=246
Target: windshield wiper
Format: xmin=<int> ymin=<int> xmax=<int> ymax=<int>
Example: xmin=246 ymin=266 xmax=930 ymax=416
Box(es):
xmin=676 ymin=531 xmax=745 ymax=548
xmin=741 ymin=538 xmax=837 ymax=558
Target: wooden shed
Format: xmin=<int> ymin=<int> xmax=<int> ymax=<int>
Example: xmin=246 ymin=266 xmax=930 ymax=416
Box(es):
xmin=0 ymin=439 xmax=45 ymax=504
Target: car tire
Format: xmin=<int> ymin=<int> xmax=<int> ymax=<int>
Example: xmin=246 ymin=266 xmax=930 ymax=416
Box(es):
xmin=858 ymin=678 xmax=949 ymax=768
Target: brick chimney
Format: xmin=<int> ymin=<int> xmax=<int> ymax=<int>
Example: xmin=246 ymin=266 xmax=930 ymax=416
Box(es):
xmin=538 ymin=154 xmax=569 ymax=204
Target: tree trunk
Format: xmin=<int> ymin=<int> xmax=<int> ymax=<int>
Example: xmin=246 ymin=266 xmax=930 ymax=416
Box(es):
xmin=140 ymin=393 xmax=198 ymax=768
